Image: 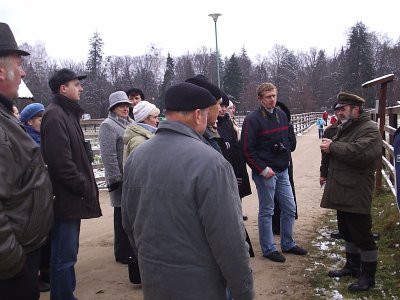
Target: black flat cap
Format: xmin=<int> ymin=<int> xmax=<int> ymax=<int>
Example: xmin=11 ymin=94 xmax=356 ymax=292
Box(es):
xmin=165 ymin=82 xmax=217 ymax=111
xmin=48 ymin=68 xmax=87 ymax=94
xmin=185 ymin=75 xmax=222 ymax=101
xmin=221 ymin=91 xmax=230 ymax=106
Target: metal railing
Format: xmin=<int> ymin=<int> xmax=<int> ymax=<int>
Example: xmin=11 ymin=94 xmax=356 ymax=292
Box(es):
xmin=83 ymin=111 xmax=322 ymax=183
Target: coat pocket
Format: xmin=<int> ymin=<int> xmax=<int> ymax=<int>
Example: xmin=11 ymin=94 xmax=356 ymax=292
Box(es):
xmin=330 ymin=169 xmax=362 ymax=208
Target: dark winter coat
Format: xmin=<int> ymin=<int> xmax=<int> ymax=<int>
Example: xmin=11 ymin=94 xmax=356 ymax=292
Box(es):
xmin=320 ymin=121 xmax=340 ymax=178
xmin=203 ymin=125 xmax=223 ymax=153
xmin=41 ymin=94 xmax=102 ymax=220
xmin=217 ymin=113 xmax=252 ymax=198
xmin=320 ymin=112 xmax=382 ymax=214
xmin=0 ymin=94 xmax=53 ymax=279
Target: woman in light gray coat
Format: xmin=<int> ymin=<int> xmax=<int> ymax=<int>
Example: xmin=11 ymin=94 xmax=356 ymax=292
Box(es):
xmin=99 ymin=91 xmax=133 ymax=263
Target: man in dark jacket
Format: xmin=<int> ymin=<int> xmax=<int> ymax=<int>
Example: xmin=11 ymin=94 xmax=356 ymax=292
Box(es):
xmin=241 ymin=82 xmax=307 ymax=263
xmin=320 ymin=92 xmax=382 ymax=292
xmin=0 ymin=22 xmax=53 ymax=299
xmin=320 ymin=104 xmax=342 ymax=240
xmin=272 ymin=101 xmax=298 ymax=235
xmin=41 ymin=68 xmax=102 ymax=299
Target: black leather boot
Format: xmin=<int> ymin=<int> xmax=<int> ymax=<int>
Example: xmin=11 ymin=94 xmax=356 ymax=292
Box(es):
xmin=348 ymin=261 xmax=377 ymax=292
xmin=128 ymin=256 xmax=141 ymax=284
xmin=328 ymin=252 xmax=361 ymax=278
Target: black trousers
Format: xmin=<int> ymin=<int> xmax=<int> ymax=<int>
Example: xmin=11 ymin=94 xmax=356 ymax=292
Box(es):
xmin=337 ymin=210 xmax=376 ymax=251
xmin=0 ymin=248 xmax=41 ymax=300
xmin=39 ymin=234 xmax=51 ymax=282
xmin=114 ymin=207 xmax=134 ymax=260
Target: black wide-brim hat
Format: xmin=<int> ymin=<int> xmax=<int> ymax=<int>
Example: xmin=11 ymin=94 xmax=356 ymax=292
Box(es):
xmin=0 ymin=23 xmax=30 ymax=57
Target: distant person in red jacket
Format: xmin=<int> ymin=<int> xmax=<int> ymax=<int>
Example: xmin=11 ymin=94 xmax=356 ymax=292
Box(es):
xmin=330 ymin=114 xmax=337 ymax=125
xmin=322 ymin=110 xmax=328 ymax=125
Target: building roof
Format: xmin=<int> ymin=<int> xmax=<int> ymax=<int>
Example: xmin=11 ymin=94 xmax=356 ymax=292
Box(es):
xmin=18 ymin=80 xmax=34 ymax=99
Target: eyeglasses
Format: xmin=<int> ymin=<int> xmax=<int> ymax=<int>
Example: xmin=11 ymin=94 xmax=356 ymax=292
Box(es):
xmin=116 ymin=103 xmax=130 ymax=108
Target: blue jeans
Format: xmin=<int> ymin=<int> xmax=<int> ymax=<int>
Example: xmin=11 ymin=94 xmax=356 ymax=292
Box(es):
xmin=318 ymin=127 xmax=324 ymax=139
xmin=50 ymin=219 xmax=81 ymax=300
xmin=252 ymin=169 xmax=296 ymax=256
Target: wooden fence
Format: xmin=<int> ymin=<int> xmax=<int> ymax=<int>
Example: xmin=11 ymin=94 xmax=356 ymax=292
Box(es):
xmin=362 ymin=73 xmax=400 ymax=212
xmin=231 ymin=112 xmax=321 ymax=134
xmin=82 ymin=112 xmax=321 ymax=184
xmin=370 ymin=106 xmax=398 ymax=197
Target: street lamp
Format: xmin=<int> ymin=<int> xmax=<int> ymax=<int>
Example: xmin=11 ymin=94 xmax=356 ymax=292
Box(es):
xmin=208 ymin=13 xmax=222 ymax=88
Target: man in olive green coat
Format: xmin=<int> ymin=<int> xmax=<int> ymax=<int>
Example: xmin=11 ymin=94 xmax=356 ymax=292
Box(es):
xmin=320 ymin=92 xmax=382 ymax=292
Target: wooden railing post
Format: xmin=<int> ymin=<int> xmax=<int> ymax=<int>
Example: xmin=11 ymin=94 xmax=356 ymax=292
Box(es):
xmin=362 ymin=74 xmax=395 ymax=191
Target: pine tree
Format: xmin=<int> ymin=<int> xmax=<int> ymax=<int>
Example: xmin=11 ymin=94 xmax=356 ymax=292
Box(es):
xmin=83 ymin=31 xmax=112 ymax=118
xmin=343 ymin=22 xmax=375 ymax=105
xmin=86 ymin=31 xmax=104 ymax=78
xmin=223 ymin=54 xmax=243 ymax=104
xmin=159 ymin=53 xmax=175 ymax=113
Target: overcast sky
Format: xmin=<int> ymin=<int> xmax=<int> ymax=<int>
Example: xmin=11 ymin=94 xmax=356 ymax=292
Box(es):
xmin=2 ymin=0 xmax=399 ymax=62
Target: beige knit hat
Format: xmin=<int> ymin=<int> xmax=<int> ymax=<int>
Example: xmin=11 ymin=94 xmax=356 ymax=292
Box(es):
xmin=133 ymin=101 xmax=159 ymax=122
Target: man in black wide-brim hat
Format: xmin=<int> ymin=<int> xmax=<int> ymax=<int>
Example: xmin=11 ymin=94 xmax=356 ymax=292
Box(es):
xmin=0 ymin=22 xmax=53 ymax=299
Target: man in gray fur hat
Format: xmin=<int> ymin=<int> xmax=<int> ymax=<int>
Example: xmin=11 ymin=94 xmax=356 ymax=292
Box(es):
xmin=0 ymin=22 xmax=53 ymax=299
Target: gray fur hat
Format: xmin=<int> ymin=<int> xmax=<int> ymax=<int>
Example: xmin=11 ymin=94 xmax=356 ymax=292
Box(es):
xmin=109 ymin=91 xmax=131 ymax=110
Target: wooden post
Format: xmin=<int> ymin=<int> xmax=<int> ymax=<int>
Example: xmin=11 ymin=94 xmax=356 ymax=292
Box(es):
xmin=375 ymin=83 xmax=388 ymax=189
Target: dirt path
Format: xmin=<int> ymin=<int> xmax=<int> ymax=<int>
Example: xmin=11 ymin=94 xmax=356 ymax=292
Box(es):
xmin=40 ymin=125 xmax=327 ymax=300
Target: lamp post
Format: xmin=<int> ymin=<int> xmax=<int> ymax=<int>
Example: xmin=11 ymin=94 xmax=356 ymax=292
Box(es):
xmin=208 ymin=13 xmax=222 ymax=88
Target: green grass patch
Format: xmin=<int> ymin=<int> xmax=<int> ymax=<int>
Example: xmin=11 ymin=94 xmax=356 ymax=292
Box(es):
xmin=306 ymin=189 xmax=400 ymax=299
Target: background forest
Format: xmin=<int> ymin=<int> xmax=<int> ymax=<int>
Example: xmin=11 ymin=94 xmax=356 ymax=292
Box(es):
xmin=20 ymin=22 xmax=400 ymax=118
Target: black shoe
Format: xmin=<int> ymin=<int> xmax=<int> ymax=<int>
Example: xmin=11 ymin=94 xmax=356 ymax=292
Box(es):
xmin=243 ymin=215 xmax=248 ymax=221
xmin=328 ymin=267 xmax=360 ymax=278
xmin=264 ymin=251 xmax=286 ymax=262
xmin=283 ymin=245 xmax=308 ymax=255
xmin=348 ymin=276 xmax=375 ymax=291
xmin=116 ymin=258 xmax=129 ymax=264
xmin=372 ymin=232 xmax=380 ymax=241
xmin=330 ymin=231 xmax=343 ymax=239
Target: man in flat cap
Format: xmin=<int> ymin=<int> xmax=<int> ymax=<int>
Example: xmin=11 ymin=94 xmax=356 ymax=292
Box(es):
xmin=320 ymin=91 xmax=382 ymax=292
xmin=41 ymin=68 xmax=102 ymax=299
xmin=122 ymin=82 xmax=254 ymax=299
xmin=185 ymin=74 xmax=224 ymax=152
xmin=0 ymin=22 xmax=53 ymax=299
